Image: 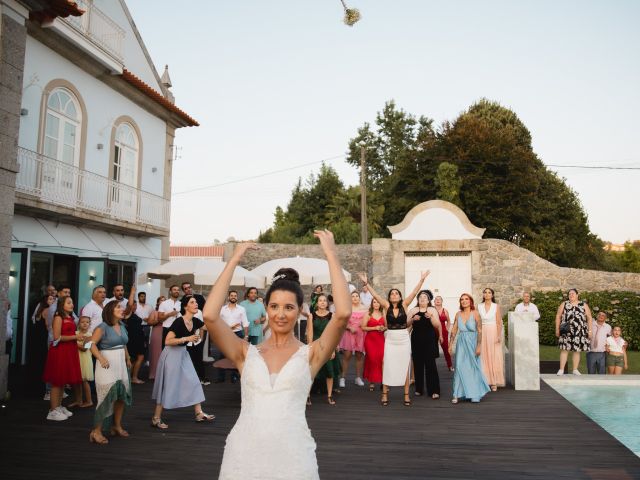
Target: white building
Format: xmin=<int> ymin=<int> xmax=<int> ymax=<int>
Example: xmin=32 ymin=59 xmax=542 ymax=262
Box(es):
xmin=7 ymin=0 xmax=198 ymax=366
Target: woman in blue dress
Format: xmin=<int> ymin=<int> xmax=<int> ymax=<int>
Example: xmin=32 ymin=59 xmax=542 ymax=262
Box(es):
xmin=448 ymin=293 xmax=490 ymax=404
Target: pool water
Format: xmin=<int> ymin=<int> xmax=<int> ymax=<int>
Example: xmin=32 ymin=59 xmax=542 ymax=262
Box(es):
xmin=552 ymin=384 xmax=640 ymax=457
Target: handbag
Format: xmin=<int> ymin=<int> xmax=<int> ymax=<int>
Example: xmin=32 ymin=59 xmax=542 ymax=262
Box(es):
xmin=559 ymin=321 xmax=570 ymax=336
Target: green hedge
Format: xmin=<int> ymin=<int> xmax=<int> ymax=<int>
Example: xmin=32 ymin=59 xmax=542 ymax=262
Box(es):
xmin=510 ymin=290 xmax=640 ymax=350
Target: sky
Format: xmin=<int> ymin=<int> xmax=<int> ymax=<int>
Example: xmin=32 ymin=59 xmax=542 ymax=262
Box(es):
xmin=127 ymin=0 xmax=640 ymax=245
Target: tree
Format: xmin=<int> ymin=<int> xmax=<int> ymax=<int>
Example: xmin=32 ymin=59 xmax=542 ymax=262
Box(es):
xmin=434 ymin=162 xmax=462 ymax=207
xmin=258 ymin=164 xmax=384 ymax=244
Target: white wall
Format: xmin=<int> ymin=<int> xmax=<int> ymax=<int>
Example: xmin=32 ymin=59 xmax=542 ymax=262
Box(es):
xmin=392 ymin=207 xmax=482 ymax=241
xmin=19 ymin=36 xmax=167 ymax=197
xmin=95 ymin=0 xmax=163 ymax=91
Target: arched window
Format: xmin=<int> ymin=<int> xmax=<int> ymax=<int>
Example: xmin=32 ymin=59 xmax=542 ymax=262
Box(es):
xmin=43 ymin=88 xmax=82 ymax=166
xmin=113 ymin=123 xmax=139 ymax=188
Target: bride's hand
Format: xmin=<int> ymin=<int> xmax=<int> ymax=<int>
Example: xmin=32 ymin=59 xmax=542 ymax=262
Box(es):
xmin=313 ymin=229 xmax=336 ymax=253
xmin=231 ymin=242 xmax=258 ymax=261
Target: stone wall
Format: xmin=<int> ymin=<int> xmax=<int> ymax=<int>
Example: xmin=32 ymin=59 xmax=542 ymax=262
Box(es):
xmin=370 ymin=238 xmax=640 ymax=316
xmin=220 ymin=240 xmax=640 ymax=313
xmin=0 ymin=6 xmax=27 ymax=398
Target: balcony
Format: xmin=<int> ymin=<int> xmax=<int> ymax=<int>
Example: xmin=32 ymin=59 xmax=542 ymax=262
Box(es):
xmin=15 ymin=147 xmax=170 ymax=236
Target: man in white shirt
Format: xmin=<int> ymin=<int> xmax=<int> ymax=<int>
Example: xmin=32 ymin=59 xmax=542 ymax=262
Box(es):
xmin=80 ymin=285 xmax=106 ymax=334
xmin=217 ymin=290 xmax=249 ymax=383
xmin=514 ymin=292 xmax=541 ymax=321
xmin=135 ymin=291 xmax=154 ymax=325
xmin=360 ymin=285 xmax=373 ymax=308
xmin=587 ymin=311 xmax=611 ymax=375
xmin=157 ymin=285 xmax=181 ymax=347
xmin=104 ymin=284 xmax=131 ymax=314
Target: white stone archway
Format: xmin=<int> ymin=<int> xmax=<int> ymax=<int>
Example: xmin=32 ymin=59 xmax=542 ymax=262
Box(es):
xmin=388 ymin=200 xmax=485 ymax=241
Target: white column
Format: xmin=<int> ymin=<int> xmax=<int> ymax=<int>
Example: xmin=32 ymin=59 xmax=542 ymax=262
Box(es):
xmin=507 ymin=311 xmax=540 ymax=390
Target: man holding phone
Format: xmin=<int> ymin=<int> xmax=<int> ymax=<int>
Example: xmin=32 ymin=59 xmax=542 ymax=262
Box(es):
xmin=157 ymin=285 xmax=181 ymax=348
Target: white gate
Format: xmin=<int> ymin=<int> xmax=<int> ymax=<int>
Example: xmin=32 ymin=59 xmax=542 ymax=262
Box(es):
xmin=404 ymin=252 xmax=472 ymax=316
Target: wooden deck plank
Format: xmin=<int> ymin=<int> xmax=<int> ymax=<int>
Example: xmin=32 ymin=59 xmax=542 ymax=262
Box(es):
xmin=1 ymin=358 xmax=639 ymax=479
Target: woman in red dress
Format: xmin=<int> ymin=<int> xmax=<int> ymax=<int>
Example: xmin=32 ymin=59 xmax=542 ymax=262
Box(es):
xmin=42 ymin=296 xmax=83 ymax=421
xmin=361 ymin=298 xmax=386 ymax=391
xmin=434 ymin=296 xmax=453 ymax=371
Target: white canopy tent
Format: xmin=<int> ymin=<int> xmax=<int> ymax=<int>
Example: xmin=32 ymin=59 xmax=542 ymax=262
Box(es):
xmin=146 ymin=258 xmax=265 ymax=289
xmin=250 ymin=257 xmax=351 ymax=285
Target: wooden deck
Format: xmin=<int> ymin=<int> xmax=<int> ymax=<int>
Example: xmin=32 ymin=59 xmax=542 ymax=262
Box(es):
xmin=1 ymin=359 xmax=639 ymax=479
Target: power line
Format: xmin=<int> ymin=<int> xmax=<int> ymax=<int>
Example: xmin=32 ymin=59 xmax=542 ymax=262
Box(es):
xmin=172 ymin=154 xmax=346 ymax=196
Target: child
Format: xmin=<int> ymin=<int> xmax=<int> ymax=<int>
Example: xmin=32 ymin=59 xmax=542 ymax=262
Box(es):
xmin=42 ymin=296 xmax=83 ymax=420
xmin=74 ymin=316 xmax=94 ymax=407
xmin=605 ymin=326 xmax=628 ymax=375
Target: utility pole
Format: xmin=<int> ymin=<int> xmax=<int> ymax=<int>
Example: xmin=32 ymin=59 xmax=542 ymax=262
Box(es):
xmin=360 ymin=145 xmax=367 ymax=244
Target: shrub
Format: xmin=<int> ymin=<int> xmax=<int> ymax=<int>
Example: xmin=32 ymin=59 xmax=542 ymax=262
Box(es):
xmin=508 ymin=290 xmax=640 ymax=350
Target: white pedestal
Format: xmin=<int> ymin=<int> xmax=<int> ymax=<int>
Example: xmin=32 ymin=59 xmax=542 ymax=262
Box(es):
xmin=507 ymin=312 xmax=540 ymax=390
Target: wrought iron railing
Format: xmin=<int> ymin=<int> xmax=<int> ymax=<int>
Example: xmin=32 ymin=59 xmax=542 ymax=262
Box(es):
xmin=62 ymin=0 xmax=125 ymax=63
xmin=16 ymin=147 xmax=169 ymax=230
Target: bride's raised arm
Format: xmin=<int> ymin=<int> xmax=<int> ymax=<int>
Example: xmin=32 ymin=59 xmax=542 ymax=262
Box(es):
xmin=203 ymin=243 xmax=256 ymax=371
xmin=309 ymin=230 xmax=351 ymax=375
xmin=358 ymin=272 xmax=389 ymax=311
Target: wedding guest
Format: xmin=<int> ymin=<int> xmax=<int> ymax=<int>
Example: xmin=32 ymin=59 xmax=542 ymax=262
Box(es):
xmin=125 ymin=299 xmax=146 ymax=384
xmin=359 ymin=271 xmax=430 ymax=406
xmin=359 ymin=284 xmax=373 ymax=307
xmin=478 ymin=288 xmax=505 ymax=391
xmin=204 ymin=230 xmax=350 ymax=479
xmin=361 ymin=298 xmax=386 ymax=391
xmin=28 ymin=294 xmax=54 ymax=399
xmin=606 ymin=326 xmax=628 ymax=375
xmin=310 ymin=284 xmax=323 ymax=312
xmin=514 ymin=292 xmax=541 ymax=321
xmin=151 ymin=295 xmax=214 ymax=429
xmin=158 ymin=285 xmax=181 ymax=347
xmin=434 ymin=296 xmax=453 ymax=371
xmin=89 ymin=300 xmax=132 ymax=444
xmin=587 ymin=311 xmax=611 ymax=375
xmin=408 ymin=290 xmax=442 ymax=399
xmin=147 ymin=296 xmax=164 ymax=380
xmin=555 ymin=289 xmax=592 ymax=375
xmin=449 ymin=294 xmax=490 ymax=403
xmin=307 ymin=294 xmax=342 ymax=405
xmin=73 ymin=316 xmax=93 ymax=408
xmin=240 ymin=287 xmax=267 ymax=345
xmin=338 ymin=291 xmax=368 ymax=388
xmin=42 ymin=296 xmax=83 ymax=421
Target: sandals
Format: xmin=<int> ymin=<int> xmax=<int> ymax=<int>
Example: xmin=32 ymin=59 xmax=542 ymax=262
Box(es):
xmin=327 ymin=396 xmax=336 ymax=406
xmin=403 ymin=394 xmax=411 ymax=406
xmin=89 ymin=431 xmax=109 ymax=444
xmin=110 ymin=427 xmax=130 ymax=437
xmin=490 ymin=385 xmax=497 ymax=392
xmin=451 ymin=397 xmax=459 ymax=404
xmin=151 ymin=417 xmax=169 ymax=429
xmin=369 ymin=384 xmax=375 ymax=392
xmin=381 ymin=392 xmax=389 ymax=406
xmin=195 ymin=411 xmax=215 ymax=422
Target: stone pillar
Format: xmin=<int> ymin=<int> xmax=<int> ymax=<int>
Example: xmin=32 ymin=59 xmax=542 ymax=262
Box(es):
xmin=507 ymin=311 xmax=540 ymax=390
xmin=0 ymin=1 xmax=28 ymax=398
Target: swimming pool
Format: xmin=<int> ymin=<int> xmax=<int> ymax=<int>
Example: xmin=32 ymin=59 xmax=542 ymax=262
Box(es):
xmin=543 ymin=376 xmax=640 ymax=458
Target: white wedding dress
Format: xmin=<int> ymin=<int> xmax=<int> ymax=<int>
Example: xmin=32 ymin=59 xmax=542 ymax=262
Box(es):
xmin=218 ymin=344 xmax=319 ymax=479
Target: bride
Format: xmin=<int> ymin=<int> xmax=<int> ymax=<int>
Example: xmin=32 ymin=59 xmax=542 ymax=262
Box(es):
xmin=203 ymin=230 xmax=351 ymax=479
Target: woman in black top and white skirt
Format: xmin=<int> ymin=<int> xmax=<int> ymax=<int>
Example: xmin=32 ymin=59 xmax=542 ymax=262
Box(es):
xmin=358 ymin=271 xmax=429 ymax=406
xmin=151 ymin=295 xmax=214 ymax=429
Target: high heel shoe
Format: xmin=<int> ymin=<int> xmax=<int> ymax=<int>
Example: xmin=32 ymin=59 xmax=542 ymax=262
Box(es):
xmin=381 ymin=392 xmax=389 ymax=406
xmin=403 ymin=393 xmax=412 ymax=406
xmin=89 ymin=431 xmax=109 ymax=444
xmin=110 ymin=427 xmax=130 ymax=437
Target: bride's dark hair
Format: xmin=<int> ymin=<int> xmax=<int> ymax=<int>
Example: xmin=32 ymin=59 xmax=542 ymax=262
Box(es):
xmin=265 ymin=268 xmax=303 ymax=307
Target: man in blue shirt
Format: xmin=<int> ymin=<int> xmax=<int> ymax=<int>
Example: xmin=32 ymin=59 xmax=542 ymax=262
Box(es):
xmin=240 ymin=287 xmax=267 ymax=345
